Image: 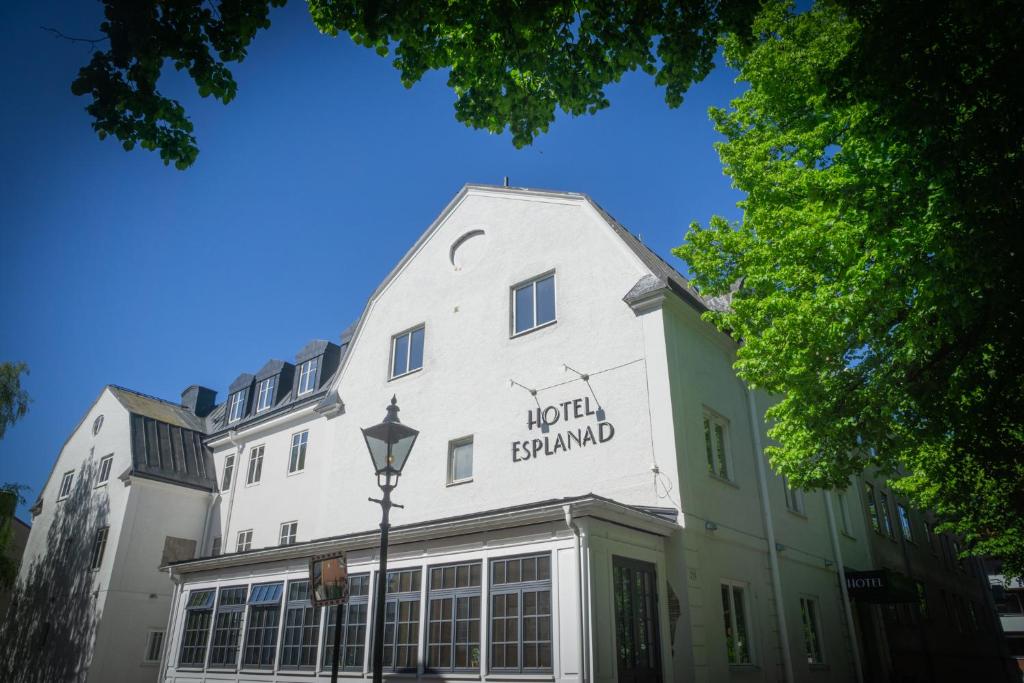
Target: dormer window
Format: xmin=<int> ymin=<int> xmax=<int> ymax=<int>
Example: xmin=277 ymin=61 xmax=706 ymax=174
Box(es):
xmin=256 ymin=376 xmax=276 ymax=412
xmin=228 ymin=391 xmax=247 ymax=422
xmin=297 ymin=358 xmax=318 ymax=396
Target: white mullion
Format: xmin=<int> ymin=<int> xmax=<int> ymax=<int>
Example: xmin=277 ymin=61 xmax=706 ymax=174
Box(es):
xmin=531 ymin=280 xmax=538 ymax=330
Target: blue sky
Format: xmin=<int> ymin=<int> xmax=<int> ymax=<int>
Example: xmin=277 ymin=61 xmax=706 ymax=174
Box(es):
xmin=0 ymin=1 xmax=745 ymax=518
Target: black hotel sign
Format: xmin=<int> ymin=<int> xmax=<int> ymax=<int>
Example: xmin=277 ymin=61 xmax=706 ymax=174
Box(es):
xmin=845 ymin=569 xmax=917 ymax=603
xmin=511 ymin=396 xmax=615 ymax=462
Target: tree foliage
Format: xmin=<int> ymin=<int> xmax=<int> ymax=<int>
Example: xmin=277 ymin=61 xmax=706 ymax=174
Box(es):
xmin=69 ymin=0 xmax=757 ymax=168
xmin=677 ymin=0 xmax=1024 ymax=574
xmin=0 ymin=362 xmax=30 ymax=441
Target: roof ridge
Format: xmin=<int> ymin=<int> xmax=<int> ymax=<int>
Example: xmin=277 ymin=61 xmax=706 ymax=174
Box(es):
xmin=108 ymin=384 xmax=183 ymax=409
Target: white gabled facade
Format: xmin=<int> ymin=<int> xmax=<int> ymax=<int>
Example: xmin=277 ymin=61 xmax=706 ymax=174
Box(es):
xmin=156 ymin=185 xmax=870 ymax=683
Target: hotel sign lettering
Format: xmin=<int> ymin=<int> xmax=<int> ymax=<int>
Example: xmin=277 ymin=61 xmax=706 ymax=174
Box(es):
xmin=512 ymin=396 xmax=615 ymax=462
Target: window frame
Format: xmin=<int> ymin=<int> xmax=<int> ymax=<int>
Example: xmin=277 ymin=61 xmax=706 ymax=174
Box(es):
xmin=236 ymin=529 xmax=253 ymax=552
xmin=488 ymin=553 xmax=553 ymax=674
xmin=864 ymin=482 xmax=881 ymax=534
xmin=447 ymin=436 xmax=474 ymax=486
xmin=245 ymin=445 xmax=264 ymax=486
xmin=836 ymin=491 xmax=853 ymax=536
xmin=211 ymin=537 xmax=221 ymax=557
xmin=96 ymin=454 xmax=113 ymax=486
xmin=379 ymin=567 xmax=423 ymax=672
xmin=703 ymin=410 xmax=734 ymax=483
xmin=799 ymin=596 xmax=825 ymax=665
xmin=207 ymin=585 xmax=247 ymax=670
xmin=389 ymin=324 xmax=426 ymax=379
xmin=720 ymin=580 xmax=754 ymax=666
xmin=255 ymin=377 xmax=277 ymax=413
xmin=322 ymin=573 xmax=370 ymax=672
xmin=227 ymin=390 xmax=247 ymax=423
xmin=288 ymin=431 xmax=308 ymax=475
xmin=90 ymin=525 xmax=109 ymax=571
xmin=279 ymin=521 xmax=298 ymax=546
xmin=278 ymin=579 xmax=320 ymax=671
xmin=426 ymin=561 xmax=483 ymax=673
xmin=57 ymin=470 xmax=74 ymax=501
xmin=510 ymin=272 xmax=557 ymax=337
xmin=178 ymin=589 xmax=215 ymax=668
xmin=879 ymin=491 xmax=895 ymax=539
xmin=143 ymin=629 xmax=165 ymax=664
xmin=296 ymin=357 xmax=319 ymax=396
xmin=221 ymin=455 xmax=235 ymax=492
xmin=897 ymin=503 xmax=914 ymax=542
xmin=241 ymin=582 xmax=284 ymax=671
xmin=783 ymin=477 xmax=806 ymax=516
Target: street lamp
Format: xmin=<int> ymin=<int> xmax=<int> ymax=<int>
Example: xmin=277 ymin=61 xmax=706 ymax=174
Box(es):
xmin=362 ymin=396 xmax=418 ymax=683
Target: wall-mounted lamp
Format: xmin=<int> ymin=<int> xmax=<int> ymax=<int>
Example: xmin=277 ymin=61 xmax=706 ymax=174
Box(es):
xmin=705 ymin=520 xmax=719 ymax=532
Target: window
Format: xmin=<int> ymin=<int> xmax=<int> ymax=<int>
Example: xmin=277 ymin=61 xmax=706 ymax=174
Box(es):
xmin=391 ymin=326 xmax=425 ymax=378
xmin=381 ymin=568 xmax=423 ymax=671
xmin=256 ymin=377 xmax=277 ymax=412
xmin=211 ymin=537 xmax=221 ymax=557
xmin=243 ymin=583 xmax=283 ymax=669
xmin=90 ymin=526 xmax=109 ymax=571
xmin=490 ymin=554 xmax=552 ymax=672
xmin=897 ymin=503 xmax=914 ymax=542
xmin=228 ymin=390 xmax=246 ymax=422
xmin=512 ymin=273 xmax=556 ymax=336
xmin=448 ymin=438 xmax=473 ymax=484
xmin=836 ymin=491 xmax=852 ymax=535
xmin=144 ymin=630 xmax=165 ymax=663
xmin=323 ymin=574 xmax=369 ymax=671
xmin=879 ymin=491 xmax=895 ymax=539
xmin=703 ymin=412 xmax=732 ymax=481
xmin=57 ymin=471 xmax=74 ymax=500
xmin=97 ymin=455 xmax=113 ymax=485
xmin=280 ymin=580 xmax=320 ymax=670
xmin=924 ymin=521 xmax=934 ymax=551
xmin=297 ymin=358 xmax=319 ymax=395
xmin=720 ymin=582 xmax=753 ymax=665
xmin=864 ymin=482 xmax=881 ymax=533
xmin=280 ymin=521 xmax=298 ymax=546
xmin=92 ymin=414 xmax=104 ymax=435
xmin=221 ymin=455 xmax=235 ymax=491
xmin=236 ymin=529 xmax=253 ymax=552
xmin=208 ymin=586 xmax=247 ymax=668
xmin=783 ymin=477 xmax=805 ymax=515
xmin=288 ymin=431 xmax=308 ymax=474
xmin=246 ymin=446 xmax=264 ymax=485
xmin=800 ymin=597 xmax=824 ymax=664
xmin=178 ymin=589 xmax=215 ymax=667
xmin=427 ymin=562 xmax=482 ymax=672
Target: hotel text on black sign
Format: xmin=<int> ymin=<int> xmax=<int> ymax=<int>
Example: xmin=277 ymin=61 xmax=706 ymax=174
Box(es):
xmin=512 ymin=396 xmax=615 ymax=462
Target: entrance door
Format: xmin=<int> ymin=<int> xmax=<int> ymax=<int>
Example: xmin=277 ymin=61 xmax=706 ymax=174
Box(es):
xmin=612 ymin=556 xmax=663 ymax=683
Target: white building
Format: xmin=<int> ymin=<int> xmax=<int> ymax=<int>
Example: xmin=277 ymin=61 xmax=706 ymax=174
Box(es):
xmin=7 ymin=185 xmax=1004 ymax=683
xmin=158 ymin=185 xmax=869 ymax=683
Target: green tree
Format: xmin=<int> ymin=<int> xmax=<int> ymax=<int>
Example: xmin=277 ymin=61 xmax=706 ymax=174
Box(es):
xmin=0 ymin=363 xmax=30 ymax=441
xmin=677 ymin=0 xmax=1024 ymax=574
xmin=67 ymin=0 xmax=757 ymax=168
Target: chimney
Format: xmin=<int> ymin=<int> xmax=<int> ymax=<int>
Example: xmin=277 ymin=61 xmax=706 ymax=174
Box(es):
xmin=181 ymin=385 xmax=217 ymax=418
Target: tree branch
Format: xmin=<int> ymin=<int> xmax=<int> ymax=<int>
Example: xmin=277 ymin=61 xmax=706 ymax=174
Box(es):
xmin=41 ymin=26 xmax=109 ymax=45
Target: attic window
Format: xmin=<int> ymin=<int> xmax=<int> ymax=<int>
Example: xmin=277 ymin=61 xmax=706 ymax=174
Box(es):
xmin=92 ymin=415 xmax=104 ymax=435
xmin=228 ymin=390 xmax=246 ymax=422
xmin=297 ymin=357 xmax=318 ymax=396
xmin=256 ymin=377 xmax=277 ymax=412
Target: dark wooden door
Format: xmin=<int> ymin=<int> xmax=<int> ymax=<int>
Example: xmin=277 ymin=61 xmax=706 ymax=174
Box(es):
xmin=612 ymin=556 xmax=663 ymax=683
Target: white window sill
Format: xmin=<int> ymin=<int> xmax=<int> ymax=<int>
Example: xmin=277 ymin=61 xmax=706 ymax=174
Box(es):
xmin=95 ymin=481 xmax=109 ymax=489
xmin=447 ymin=478 xmax=473 ymax=488
xmin=389 ymin=366 xmax=424 ymax=382
xmin=287 ymin=469 xmax=306 ymax=478
xmin=708 ymin=473 xmax=739 ymax=489
xmin=510 ymin=319 xmax=557 ymax=339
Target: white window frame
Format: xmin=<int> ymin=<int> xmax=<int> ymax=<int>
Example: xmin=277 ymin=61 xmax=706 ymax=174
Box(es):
xmin=799 ymin=596 xmax=825 ymax=664
xmin=96 ymin=454 xmax=114 ymax=486
xmin=228 ymin=390 xmax=246 ymax=422
xmin=288 ymin=431 xmax=309 ymax=475
xmin=389 ymin=325 xmax=425 ymax=379
xmin=720 ymin=579 xmax=755 ymax=665
xmin=221 ymin=454 xmax=235 ymax=491
xmin=255 ymin=377 xmax=276 ymax=412
xmin=246 ymin=446 xmax=264 ymax=486
xmin=703 ymin=409 xmax=734 ymax=482
xmin=511 ymin=271 xmax=557 ymax=337
xmin=57 ymin=471 xmax=74 ymax=501
xmin=783 ymin=476 xmax=806 ymax=515
xmin=879 ymin=491 xmax=895 ymax=539
xmin=143 ymin=629 xmax=165 ymax=664
xmin=211 ymin=536 xmax=222 ymax=556
xmin=236 ymin=529 xmax=253 ymax=552
xmin=90 ymin=526 xmax=109 ymax=571
xmin=837 ymin=491 xmax=853 ymax=536
xmin=279 ymin=521 xmax=298 ymax=546
xmin=447 ymin=437 xmax=474 ymax=485
xmin=296 ymin=358 xmax=318 ymax=396
xmin=897 ymin=502 xmax=914 ymax=542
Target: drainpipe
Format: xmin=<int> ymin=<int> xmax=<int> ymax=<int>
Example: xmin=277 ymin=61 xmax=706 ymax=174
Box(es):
xmin=745 ymin=386 xmax=795 ymax=683
xmin=221 ymin=430 xmax=245 ymax=548
xmin=198 ymin=489 xmax=219 ymax=556
xmin=563 ymin=504 xmax=589 ymax=683
xmin=160 ymin=568 xmax=182 ymax=681
xmin=824 ymin=491 xmax=864 ymax=683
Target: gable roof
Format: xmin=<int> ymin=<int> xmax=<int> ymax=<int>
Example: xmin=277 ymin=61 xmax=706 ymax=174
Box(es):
xmin=109 ymin=385 xmax=206 ymax=432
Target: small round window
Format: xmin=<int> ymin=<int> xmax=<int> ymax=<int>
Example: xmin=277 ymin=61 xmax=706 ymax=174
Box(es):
xmin=92 ymin=415 xmax=104 ymax=436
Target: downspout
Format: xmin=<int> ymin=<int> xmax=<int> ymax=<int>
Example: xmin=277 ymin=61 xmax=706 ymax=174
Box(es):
xmin=198 ymin=489 xmax=218 ymax=556
xmin=824 ymin=491 xmax=864 ymax=683
xmin=160 ymin=568 xmax=182 ymax=681
xmin=221 ymin=430 xmax=245 ymax=548
xmin=563 ymin=505 xmax=589 ymax=683
xmin=745 ymin=385 xmax=795 ymax=683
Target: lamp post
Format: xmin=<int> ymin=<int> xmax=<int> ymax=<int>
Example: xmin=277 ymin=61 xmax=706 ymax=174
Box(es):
xmin=362 ymin=396 xmax=418 ymax=683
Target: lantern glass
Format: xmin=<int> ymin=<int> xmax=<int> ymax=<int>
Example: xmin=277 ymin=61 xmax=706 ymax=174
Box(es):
xmin=362 ymin=410 xmax=418 ymax=475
